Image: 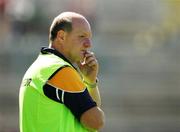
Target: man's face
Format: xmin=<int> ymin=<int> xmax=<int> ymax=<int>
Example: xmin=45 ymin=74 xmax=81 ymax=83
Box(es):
xmin=63 ymin=18 xmax=92 ymax=63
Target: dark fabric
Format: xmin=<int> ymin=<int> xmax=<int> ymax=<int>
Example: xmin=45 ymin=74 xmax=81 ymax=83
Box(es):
xmin=64 ymin=88 xmax=97 ymax=121
xmin=43 ymin=84 xmax=97 ymax=120
xmin=43 ymin=84 xmax=63 ymax=103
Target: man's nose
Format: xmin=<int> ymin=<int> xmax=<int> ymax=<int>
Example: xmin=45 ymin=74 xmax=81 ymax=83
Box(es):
xmin=84 ymin=39 xmax=92 ymax=48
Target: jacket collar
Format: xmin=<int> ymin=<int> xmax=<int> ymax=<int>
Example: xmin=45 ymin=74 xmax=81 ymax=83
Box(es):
xmin=40 ymin=47 xmax=75 ymax=68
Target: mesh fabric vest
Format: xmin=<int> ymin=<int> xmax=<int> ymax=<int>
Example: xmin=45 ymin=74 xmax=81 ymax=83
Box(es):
xmin=19 ymin=53 xmax=90 ymax=132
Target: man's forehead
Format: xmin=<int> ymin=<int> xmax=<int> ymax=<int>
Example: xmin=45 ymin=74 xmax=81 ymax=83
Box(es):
xmin=72 ymin=17 xmax=88 ymax=25
xmin=72 ymin=18 xmax=91 ymax=30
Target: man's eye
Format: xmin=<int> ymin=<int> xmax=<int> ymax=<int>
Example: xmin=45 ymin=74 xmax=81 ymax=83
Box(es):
xmin=79 ymin=35 xmax=85 ymax=38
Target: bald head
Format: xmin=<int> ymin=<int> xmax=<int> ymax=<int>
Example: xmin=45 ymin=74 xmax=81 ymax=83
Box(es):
xmin=49 ymin=12 xmax=88 ymax=43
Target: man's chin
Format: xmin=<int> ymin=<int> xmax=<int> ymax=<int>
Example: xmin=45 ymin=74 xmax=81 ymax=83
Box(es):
xmin=74 ymin=58 xmax=83 ymax=64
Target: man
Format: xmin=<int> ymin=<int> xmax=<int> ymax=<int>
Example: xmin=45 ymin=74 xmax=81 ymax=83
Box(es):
xmin=19 ymin=12 xmax=105 ymax=132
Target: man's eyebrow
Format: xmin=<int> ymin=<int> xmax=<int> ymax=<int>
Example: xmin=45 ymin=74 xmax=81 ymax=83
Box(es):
xmin=81 ymin=32 xmax=92 ymax=37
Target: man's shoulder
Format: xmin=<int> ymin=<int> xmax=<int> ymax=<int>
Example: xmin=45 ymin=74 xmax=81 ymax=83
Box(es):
xmin=48 ymin=66 xmax=85 ymax=92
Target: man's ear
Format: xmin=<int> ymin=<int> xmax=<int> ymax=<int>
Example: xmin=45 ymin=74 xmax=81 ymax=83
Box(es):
xmin=57 ymin=30 xmax=66 ymax=42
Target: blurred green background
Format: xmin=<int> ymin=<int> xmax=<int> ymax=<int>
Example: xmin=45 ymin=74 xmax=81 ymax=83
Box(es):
xmin=0 ymin=0 xmax=180 ymax=132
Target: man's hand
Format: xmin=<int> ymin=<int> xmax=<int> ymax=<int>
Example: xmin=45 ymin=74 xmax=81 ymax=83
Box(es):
xmin=77 ymin=51 xmax=99 ymax=84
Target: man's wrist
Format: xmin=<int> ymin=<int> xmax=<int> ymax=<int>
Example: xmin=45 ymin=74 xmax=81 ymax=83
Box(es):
xmin=83 ymin=78 xmax=99 ymax=88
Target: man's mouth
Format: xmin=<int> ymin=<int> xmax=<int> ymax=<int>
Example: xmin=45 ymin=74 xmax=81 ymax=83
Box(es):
xmin=81 ymin=50 xmax=87 ymax=56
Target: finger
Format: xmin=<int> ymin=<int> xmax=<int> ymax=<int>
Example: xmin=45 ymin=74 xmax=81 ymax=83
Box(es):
xmin=86 ymin=59 xmax=98 ymax=67
xmin=85 ymin=54 xmax=96 ymax=63
xmin=85 ymin=56 xmax=95 ymax=64
xmin=85 ymin=51 xmax=95 ymax=58
xmin=87 ymin=60 xmax=97 ymax=67
xmin=80 ymin=56 xmax=86 ymax=65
